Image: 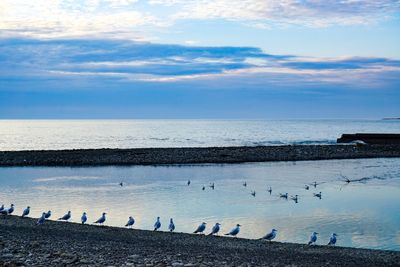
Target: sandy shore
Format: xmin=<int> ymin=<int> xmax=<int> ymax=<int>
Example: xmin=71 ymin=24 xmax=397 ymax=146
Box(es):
xmin=1 ymin=144 xmax=400 ymax=166
xmin=0 ymin=216 xmax=399 ymax=267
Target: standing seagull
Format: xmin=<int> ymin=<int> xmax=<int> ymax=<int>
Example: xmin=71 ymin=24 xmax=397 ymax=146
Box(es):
xmin=168 ymin=218 xmax=175 ymax=232
xmin=126 ymin=216 xmax=135 ymax=228
xmin=208 ymin=223 xmax=221 ymax=236
xmin=94 ymin=212 xmax=106 ymax=225
xmin=81 ymin=212 xmax=87 ymax=224
xmin=193 ymin=222 xmax=207 ymax=234
xmin=22 ymin=206 xmax=30 ymax=217
xmin=243 ymin=182 xmax=247 ymax=187
xmin=304 ymin=185 xmax=310 ymax=190
xmin=58 ymin=211 xmax=71 ymax=221
xmin=154 ymin=217 xmax=161 ymax=231
xmin=0 ymin=204 xmax=13 ymax=215
xmin=328 ymin=233 xmax=338 ymax=245
xmin=7 ymin=204 xmax=15 ymax=215
xmin=44 ymin=210 xmax=51 ymax=219
xmin=187 ymin=180 xmax=191 ymax=186
xmin=202 ymin=186 xmax=205 ymax=191
xmin=290 ymin=195 xmax=299 ymax=203
xmin=209 ymin=183 xmax=215 ymax=190
xmin=37 ymin=212 xmax=46 ymax=225
xmin=308 ymin=232 xmax=318 ymax=245
xmin=251 ymin=191 xmax=256 ymax=197
xmin=225 ymin=224 xmax=241 ymax=237
xmin=262 ymin=229 xmax=278 ymax=241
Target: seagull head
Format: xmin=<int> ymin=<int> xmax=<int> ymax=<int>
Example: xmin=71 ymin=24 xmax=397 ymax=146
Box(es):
xmin=103 ymin=212 xmax=106 ymax=215
xmin=236 ymin=224 xmax=241 ymax=227
xmin=216 ymin=223 xmax=221 ymax=226
xmin=83 ymin=212 xmax=86 ymax=215
xmin=11 ymin=204 xmax=14 ymax=207
xmin=313 ymin=232 xmax=319 ymax=235
xmin=272 ymin=229 xmax=277 ymax=232
xmin=157 ymin=216 xmax=160 ymax=220
xmin=202 ymin=222 xmax=207 ymax=225
xmin=27 ymin=206 xmax=30 ymax=209
xmin=170 ymin=218 xmax=173 ymax=222
xmin=332 ymin=233 xmax=338 ymax=236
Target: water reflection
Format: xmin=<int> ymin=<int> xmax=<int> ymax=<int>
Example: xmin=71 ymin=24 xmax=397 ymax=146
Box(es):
xmin=0 ymin=158 xmax=399 ymax=251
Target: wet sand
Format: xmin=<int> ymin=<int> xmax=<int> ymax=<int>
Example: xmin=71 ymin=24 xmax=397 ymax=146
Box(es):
xmin=0 ymin=216 xmax=399 ymax=267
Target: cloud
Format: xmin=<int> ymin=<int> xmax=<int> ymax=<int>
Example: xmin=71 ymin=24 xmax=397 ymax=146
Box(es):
xmin=1 ymin=1 xmax=399 ymax=40
xmin=0 ymin=37 xmax=399 ymax=91
xmin=156 ymin=0 xmax=400 ymax=27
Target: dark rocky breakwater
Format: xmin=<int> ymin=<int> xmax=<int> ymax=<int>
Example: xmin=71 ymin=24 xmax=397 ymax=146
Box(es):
xmin=0 ymin=144 xmax=400 ymax=166
xmin=0 ymin=216 xmax=399 ymax=267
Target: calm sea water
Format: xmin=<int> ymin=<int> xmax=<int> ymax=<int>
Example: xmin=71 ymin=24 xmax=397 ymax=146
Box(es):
xmin=0 ymin=119 xmax=399 ymax=151
xmin=0 ymin=158 xmax=399 ymax=251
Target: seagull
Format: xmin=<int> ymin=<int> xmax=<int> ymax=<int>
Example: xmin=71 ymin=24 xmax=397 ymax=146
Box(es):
xmin=290 ymin=195 xmax=299 ymax=203
xmin=119 ymin=182 xmax=124 ymax=187
xmin=304 ymin=185 xmax=310 ymax=190
xmin=251 ymin=191 xmax=256 ymax=197
xmin=126 ymin=216 xmax=135 ymax=228
xmin=225 ymin=224 xmax=241 ymax=237
xmin=168 ymin=218 xmax=175 ymax=232
xmin=187 ymin=180 xmax=191 ymax=186
xmin=8 ymin=204 xmax=14 ymax=215
xmin=58 ymin=211 xmax=71 ymax=221
xmin=279 ymin=193 xmax=288 ymax=199
xmin=328 ymin=233 xmax=338 ymax=246
xmin=313 ymin=192 xmax=322 ymax=199
xmin=22 ymin=206 xmax=30 ymax=217
xmin=81 ymin=212 xmax=87 ymax=224
xmin=262 ymin=229 xmax=278 ymax=241
xmin=312 ymin=181 xmax=318 ymax=188
xmin=209 ymin=183 xmax=215 ymax=190
xmin=94 ymin=212 xmax=106 ymax=225
xmin=202 ymin=186 xmax=205 ymax=191
xmin=267 ymin=187 xmax=272 ymax=194
xmin=243 ymin=182 xmax=247 ymax=187
xmin=208 ymin=223 xmax=221 ymax=236
xmin=193 ymin=222 xmax=207 ymax=234
xmin=44 ymin=210 xmax=51 ymax=219
xmin=0 ymin=204 xmax=14 ymax=215
xmin=154 ymin=217 xmax=161 ymax=231
xmin=308 ymin=232 xmax=318 ymax=245
xmin=37 ymin=212 xmax=46 ymax=225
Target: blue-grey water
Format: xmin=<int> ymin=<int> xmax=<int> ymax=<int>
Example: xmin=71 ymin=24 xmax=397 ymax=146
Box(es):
xmin=0 ymin=119 xmax=399 ymax=150
xmin=0 ymin=158 xmax=399 ymax=251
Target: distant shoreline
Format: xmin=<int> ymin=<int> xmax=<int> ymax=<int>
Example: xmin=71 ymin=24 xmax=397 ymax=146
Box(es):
xmin=1 ymin=144 xmax=400 ymax=167
xmin=0 ymin=215 xmax=399 ymax=266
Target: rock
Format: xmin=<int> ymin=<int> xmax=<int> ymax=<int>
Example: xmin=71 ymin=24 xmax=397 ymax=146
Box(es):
xmin=172 ymin=262 xmax=183 ymax=267
xmin=2 ymin=253 xmax=14 ymax=259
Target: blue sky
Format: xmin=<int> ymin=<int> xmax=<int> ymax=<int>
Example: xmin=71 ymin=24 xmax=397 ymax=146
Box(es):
xmin=1 ymin=0 xmax=400 ymax=119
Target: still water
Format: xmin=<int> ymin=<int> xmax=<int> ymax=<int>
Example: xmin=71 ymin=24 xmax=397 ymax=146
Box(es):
xmin=0 ymin=158 xmax=399 ymax=251
xmin=1 ymin=119 xmax=399 ymax=150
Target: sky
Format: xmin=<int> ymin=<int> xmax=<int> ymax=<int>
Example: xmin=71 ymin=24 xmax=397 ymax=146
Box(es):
xmin=0 ymin=0 xmax=400 ymax=119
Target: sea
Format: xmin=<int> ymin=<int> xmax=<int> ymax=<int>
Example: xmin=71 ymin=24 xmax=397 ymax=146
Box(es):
xmin=0 ymin=119 xmax=399 ymax=251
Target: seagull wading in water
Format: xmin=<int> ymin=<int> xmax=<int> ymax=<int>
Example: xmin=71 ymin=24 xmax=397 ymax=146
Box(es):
xmin=125 ymin=216 xmax=135 ymax=228
xmin=81 ymin=212 xmax=87 ymax=224
xmin=208 ymin=223 xmax=221 ymax=236
xmin=193 ymin=222 xmax=207 ymax=234
xmin=168 ymin=218 xmax=175 ymax=232
xmin=308 ymin=232 xmax=318 ymax=245
xmin=328 ymin=233 xmax=338 ymax=245
xmin=262 ymin=229 xmax=278 ymax=241
xmin=225 ymin=224 xmax=241 ymax=237
xmin=94 ymin=212 xmax=106 ymax=225
xmin=22 ymin=206 xmax=30 ymax=217
xmin=37 ymin=212 xmax=46 ymax=225
xmin=154 ymin=217 xmax=161 ymax=231
xmin=58 ymin=211 xmax=71 ymax=221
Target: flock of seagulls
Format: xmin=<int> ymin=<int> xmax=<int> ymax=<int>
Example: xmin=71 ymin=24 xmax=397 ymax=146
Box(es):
xmin=0 ymin=177 xmax=350 ymax=247
xmin=0 ymin=202 xmax=338 ymax=246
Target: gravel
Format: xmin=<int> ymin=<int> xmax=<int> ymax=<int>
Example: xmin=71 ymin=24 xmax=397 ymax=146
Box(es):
xmin=0 ymin=216 xmax=399 ymax=266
